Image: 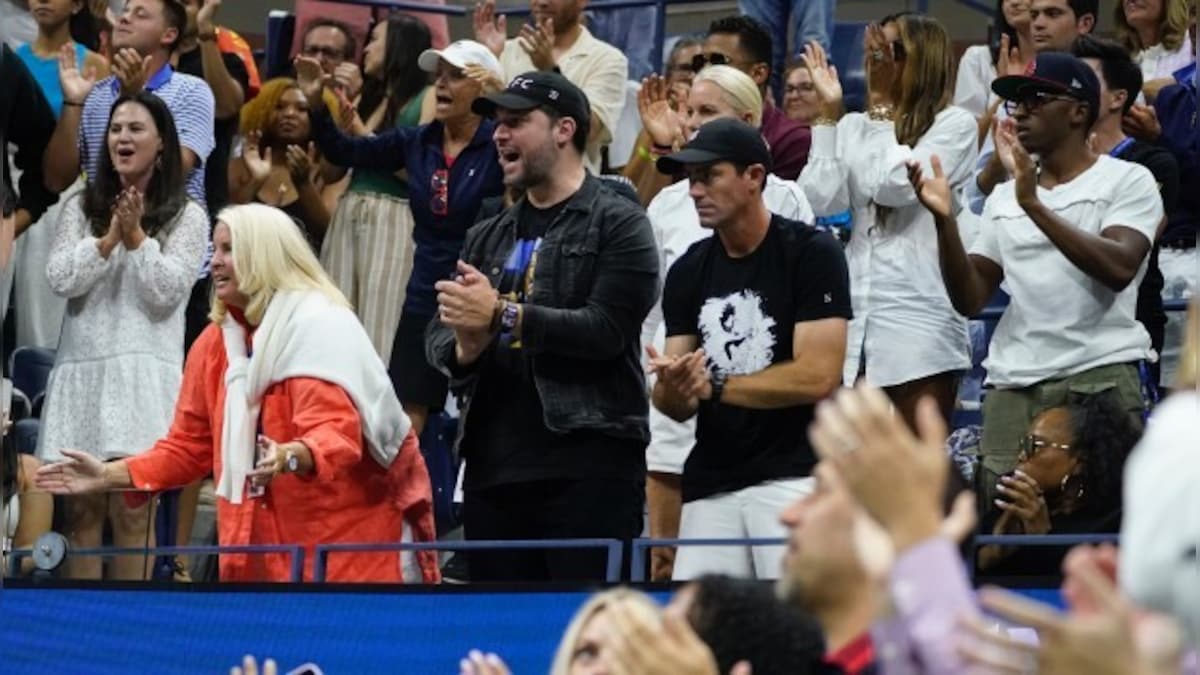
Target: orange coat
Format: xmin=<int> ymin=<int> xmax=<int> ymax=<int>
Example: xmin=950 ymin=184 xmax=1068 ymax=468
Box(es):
xmin=125 ymin=322 xmax=439 ymax=583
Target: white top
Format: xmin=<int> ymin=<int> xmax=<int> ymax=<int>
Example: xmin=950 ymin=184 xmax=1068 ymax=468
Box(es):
xmin=799 ymin=107 xmax=977 ymax=387
xmin=499 ymin=26 xmax=628 ymax=175
xmin=1121 ymin=391 xmax=1200 ymax=641
xmin=953 ymin=44 xmax=997 ymax=120
xmin=971 ymin=155 xmax=1164 ymax=387
xmin=2 ymin=493 xmax=18 ymax=539
xmin=1135 ymin=33 xmax=1195 ymax=82
xmin=37 ymin=196 xmax=208 ymax=462
xmin=641 ymin=174 xmax=815 ymax=474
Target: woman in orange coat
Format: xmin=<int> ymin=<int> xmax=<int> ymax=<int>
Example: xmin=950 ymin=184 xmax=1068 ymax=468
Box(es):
xmin=36 ymin=203 xmax=440 ymax=584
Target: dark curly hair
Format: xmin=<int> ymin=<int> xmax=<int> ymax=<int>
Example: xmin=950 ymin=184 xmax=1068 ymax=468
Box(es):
xmin=1060 ymin=390 xmax=1142 ymax=511
xmin=687 ymin=575 xmax=827 ymax=675
xmin=707 ymin=16 xmax=773 ymax=72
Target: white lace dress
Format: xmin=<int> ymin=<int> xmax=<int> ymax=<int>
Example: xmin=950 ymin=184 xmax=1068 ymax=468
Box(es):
xmin=36 ymin=195 xmax=208 ymax=463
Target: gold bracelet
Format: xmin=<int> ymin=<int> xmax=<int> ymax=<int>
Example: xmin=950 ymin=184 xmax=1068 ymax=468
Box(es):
xmin=811 ymin=116 xmax=838 ymax=126
xmin=867 ymin=104 xmax=896 ymax=122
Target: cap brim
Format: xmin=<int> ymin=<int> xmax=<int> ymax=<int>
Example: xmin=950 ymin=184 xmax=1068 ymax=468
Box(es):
xmin=992 ymin=74 xmax=1070 ymax=101
xmin=471 ymin=91 xmax=542 ymax=118
xmin=417 ymin=49 xmax=447 ymax=73
xmin=655 ymin=148 xmax=726 ymax=175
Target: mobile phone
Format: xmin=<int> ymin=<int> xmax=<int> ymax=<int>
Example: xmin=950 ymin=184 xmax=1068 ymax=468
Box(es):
xmin=246 ymin=436 xmax=269 ymax=498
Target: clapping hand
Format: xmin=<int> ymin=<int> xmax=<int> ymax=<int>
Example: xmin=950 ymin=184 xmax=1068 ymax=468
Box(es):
xmin=646 ymin=345 xmax=711 ymax=401
xmin=994 ymin=117 xmax=1038 ymax=207
xmin=1122 ymin=103 xmax=1162 ymax=142
xmin=196 ymin=0 xmax=222 ymax=37
xmin=286 ymin=142 xmax=318 ymax=186
xmin=473 ymin=0 xmax=508 ymax=58
xmin=293 ymin=55 xmax=331 ymax=107
xmin=638 ymin=74 xmax=686 ymax=148
xmin=241 ymin=130 xmax=273 ymax=182
xmin=464 ymin=64 xmax=504 ymax=95
xmin=332 ymin=61 xmax=364 ymax=101
xmin=112 ymin=47 xmax=153 ymax=96
xmin=604 ymin=601 xmax=742 ymax=675
xmin=114 ymin=186 xmax=146 ymax=249
xmin=518 ymin=16 xmax=556 ymax=72
xmin=459 ymin=650 xmax=512 ymax=675
xmin=907 ymin=154 xmax=954 ymax=221
xmin=800 ymin=41 xmax=842 ymax=119
xmin=994 ymin=469 xmax=1051 ymax=535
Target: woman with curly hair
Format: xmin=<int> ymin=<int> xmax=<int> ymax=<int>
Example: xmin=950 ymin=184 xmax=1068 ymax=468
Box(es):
xmin=977 ymin=390 xmax=1143 ymax=575
xmin=229 ymin=77 xmax=346 ymax=250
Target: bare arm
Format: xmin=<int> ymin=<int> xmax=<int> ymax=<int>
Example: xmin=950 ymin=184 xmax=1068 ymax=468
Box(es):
xmin=44 ymin=103 xmax=84 ymax=193
xmin=1022 ymin=202 xmax=1150 ymax=292
xmin=935 ymin=211 xmax=1005 ymax=316
xmin=720 ymin=318 xmax=847 ymax=409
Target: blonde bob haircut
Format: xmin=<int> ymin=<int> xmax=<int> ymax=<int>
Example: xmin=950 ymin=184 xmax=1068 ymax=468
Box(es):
xmin=209 ymin=203 xmax=350 ymax=326
xmin=693 ymin=65 xmax=764 ymax=129
xmin=1115 ymin=0 xmax=1191 ymax=54
xmin=549 ymin=588 xmax=661 ymax=675
xmin=1177 ymin=297 xmax=1198 ymax=390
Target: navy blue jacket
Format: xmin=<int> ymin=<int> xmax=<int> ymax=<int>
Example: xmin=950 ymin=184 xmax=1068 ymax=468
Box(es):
xmin=1155 ymin=78 xmax=1198 ymax=244
xmin=312 ymin=109 xmax=505 ymax=316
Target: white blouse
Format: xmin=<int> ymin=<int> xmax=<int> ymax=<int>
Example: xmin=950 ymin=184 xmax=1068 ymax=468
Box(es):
xmin=954 ymin=44 xmax=997 ymax=121
xmin=799 ymin=107 xmax=978 ymax=387
xmin=1136 ymin=33 xmax=1195 ymax=82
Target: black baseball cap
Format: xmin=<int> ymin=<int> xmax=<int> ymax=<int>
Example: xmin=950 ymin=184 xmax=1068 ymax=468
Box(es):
xmin=472 ymin=71 xmax=591 ymax=137
xmin=655 ymin=118 xmax=773 ymax=175
xmin=992 ymin=52 xmax=1100 ymax=116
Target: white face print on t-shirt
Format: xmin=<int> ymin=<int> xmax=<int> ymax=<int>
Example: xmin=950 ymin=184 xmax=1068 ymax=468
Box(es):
xmin=698 ymin=290 xmax=778 ymax=375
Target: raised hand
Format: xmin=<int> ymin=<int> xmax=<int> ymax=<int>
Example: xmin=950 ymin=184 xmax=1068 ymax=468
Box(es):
xmin=800 ymin=41 xmax=842 ymax=116
xmin=638 ymin=74 xmax=685 ymax=148
xmin=115 ymin=187 xmax=146 ymax=248
xmin=459 ymin=650 xmax=512 ymax=675
xmin=518 ymin=16 xmax=556 ymax=72
xmin=241 ymin=130 xmax=273 ymax=182
xmin=230 ymin=655 xmax=279 ymax=675
xmin=58 ymin=42 xmax=98 ymax=105
xmin=196 ymin=0 xmax=221 ymax=36
xmin=808 ymin=386 xmax=949 ymax=553
xmin=112 ymin=47 xmax=153 ymax=96
xmin=648 ymin=346 xmax=709 ymax=401
xmin=472 ymin=0 xmax=508 ymax=58
xmin=293 ymin=55 xmax=330 ymax=107
xmin=994 ymin=120 xmax=1038 ymax=207
xmin=997 ymin=33 xmax=1026 ymax=78
xmin=34 ymin=449 xmax=109 ymax=495
xmin=286 ymin=142 xmax=317 ymax=185
xmin=907 ymin=154 xmax=954 ymax=220
xmin=332 ymin=61 xmax=364 ymax=101
xmin=864 ymin=23 xmax=898 ymax=105
xmin=604 ymin=601 xmax=726 ymax=675
xmin=993 ymin=117 xmax=1020 ymax=175
xmin=464 ymin=63 xmax=504 ymax=95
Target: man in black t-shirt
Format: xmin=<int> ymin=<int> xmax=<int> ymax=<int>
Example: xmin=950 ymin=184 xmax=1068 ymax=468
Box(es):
xmin=1072 ymin=36 xmax=1180 ymax=392
xmin=428 ymin=72 xmax=659 ymax=582
xmin=650 ymin=118 xmax=850 ymax=581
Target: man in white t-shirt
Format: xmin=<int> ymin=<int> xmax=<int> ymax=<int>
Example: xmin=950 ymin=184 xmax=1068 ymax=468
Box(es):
xmin=472 ymin=0 xmax=626 ymax=175
xmin=909 ymin=52 xmax=1164 ymax=501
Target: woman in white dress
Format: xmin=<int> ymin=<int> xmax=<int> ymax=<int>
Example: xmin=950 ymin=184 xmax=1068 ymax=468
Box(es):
xmin=798 ymin=14 xmax=977 ymax=431
xmin=37 ymin=91 xmax=208 ymax=580
xmin=955 ymin=0 xmax=1037 ymax=136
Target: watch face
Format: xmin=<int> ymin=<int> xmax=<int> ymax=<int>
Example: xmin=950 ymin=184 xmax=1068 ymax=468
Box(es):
xmin=287 ymin=455 xmax=299 ymax=472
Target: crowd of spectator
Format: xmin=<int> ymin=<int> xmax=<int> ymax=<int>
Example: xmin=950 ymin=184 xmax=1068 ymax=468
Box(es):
xmin=0 ymin=1 xmax=1197 ymax=668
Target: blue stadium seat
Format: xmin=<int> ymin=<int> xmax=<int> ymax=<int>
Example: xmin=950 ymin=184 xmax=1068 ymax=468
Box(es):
xmin=829 ymin=22 xmax=867 ymax=113
xmin=10 ymin=346 xmax=56 ymax=412
xmin=264 ymin=11 xmax=297 ymax=80
xmin=12 ymin=418 xmax=39 ymax=455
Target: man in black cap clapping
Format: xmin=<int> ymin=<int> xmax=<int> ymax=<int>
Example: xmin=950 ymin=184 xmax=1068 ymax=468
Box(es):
xmin=909 ymin=52 xmax=1165 ymax=501
xmin=649 ymin=117 xmax=850 ymax=581
xmin=427 ymin=71 xmax=659 ymax=582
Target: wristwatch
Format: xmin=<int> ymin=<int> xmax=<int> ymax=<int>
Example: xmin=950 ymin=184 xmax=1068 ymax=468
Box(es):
xmin=285 ymin=448 xmax=299 ymax=474
xmin=500 ymin=300 xmax=520 ymax=333
xmin=710 ymin=370 xmax=727 ymax=404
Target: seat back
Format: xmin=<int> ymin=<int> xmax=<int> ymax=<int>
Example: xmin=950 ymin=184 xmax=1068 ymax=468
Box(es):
xmin=10 ymin=347 xmax=56 ymax=408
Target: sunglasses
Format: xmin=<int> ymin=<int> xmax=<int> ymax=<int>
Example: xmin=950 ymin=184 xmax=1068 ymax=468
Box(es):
xmin=1016 ymin=434 xmax=1072 ymax=460
xmin=690 ymin=52 xmax=754 ymax=72
xmin=1003 ymin=90 xmax=1080 ymax=115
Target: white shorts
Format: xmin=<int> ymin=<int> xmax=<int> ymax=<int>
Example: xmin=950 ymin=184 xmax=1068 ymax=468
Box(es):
xmin=672 ymin=477 xmax=815 ymax=581
xmin=1159 ymin=247 xmax=1198 ymax=386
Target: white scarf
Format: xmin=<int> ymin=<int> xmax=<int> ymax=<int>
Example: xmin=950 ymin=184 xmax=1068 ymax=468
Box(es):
xmin=215 ymin=290 xmax=412 ymax=504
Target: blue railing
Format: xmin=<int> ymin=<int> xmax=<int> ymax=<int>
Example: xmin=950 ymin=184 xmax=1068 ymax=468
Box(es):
xmin=312 ymin=538 xmax=624 ymax=582
xmin=629 ymin=537 xmax=786 ymax=582
xmin=5 ymin=544 xmax=306 ymax=582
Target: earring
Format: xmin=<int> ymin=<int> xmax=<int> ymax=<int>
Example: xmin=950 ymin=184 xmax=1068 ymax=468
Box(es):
xmin=155 ymin=155 xmax=162 ymax=169
xmin=1060 ymin=473 xmax=1084 ymax=500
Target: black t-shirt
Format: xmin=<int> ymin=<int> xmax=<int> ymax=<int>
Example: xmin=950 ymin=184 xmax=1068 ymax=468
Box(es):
xmin=663 ymin=215 xmax=852 ymax=503
xmin=175 ymin=47 xmax=250 ymax=218
xmin=460 ymin=198 xmax=646 ymax=491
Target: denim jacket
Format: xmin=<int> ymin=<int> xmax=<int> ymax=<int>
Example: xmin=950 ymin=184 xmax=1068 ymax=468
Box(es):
xmin=427 ymin=174 xmax=660 ymax=446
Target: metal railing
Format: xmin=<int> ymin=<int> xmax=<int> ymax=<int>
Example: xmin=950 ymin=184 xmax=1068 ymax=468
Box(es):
xmin=6 ymin=544 xmax=306 ymax=582
xmin=629 ymin=537 xmax=786 ymax=582
xmin=312 ymin=538 xmax=624 ymax=582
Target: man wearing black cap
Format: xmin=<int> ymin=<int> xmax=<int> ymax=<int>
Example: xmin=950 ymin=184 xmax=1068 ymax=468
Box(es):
xmin=427 ymin=71 xmax=659 ymax=582
xmin=648 ymin=118 xmax=850 ymax=581
xmin=910 ymin=52 xmax=1164 ymax=501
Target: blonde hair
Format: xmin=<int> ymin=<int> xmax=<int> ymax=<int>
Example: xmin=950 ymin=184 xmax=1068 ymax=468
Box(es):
xmin=548 ymin=588 xmax=661 ymax=675
xmin=1115 ymin=0 xmax=1191 ymax=54
xmin=891 ymin=14 xmax=954 ymax=147
xmin=694 ymin=65 xmax=764 ymax=128
xmin=209 ymin=203 xmax=350 ymax=326
xmin=1177 ymin=297 xmax=1199 ymax=390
